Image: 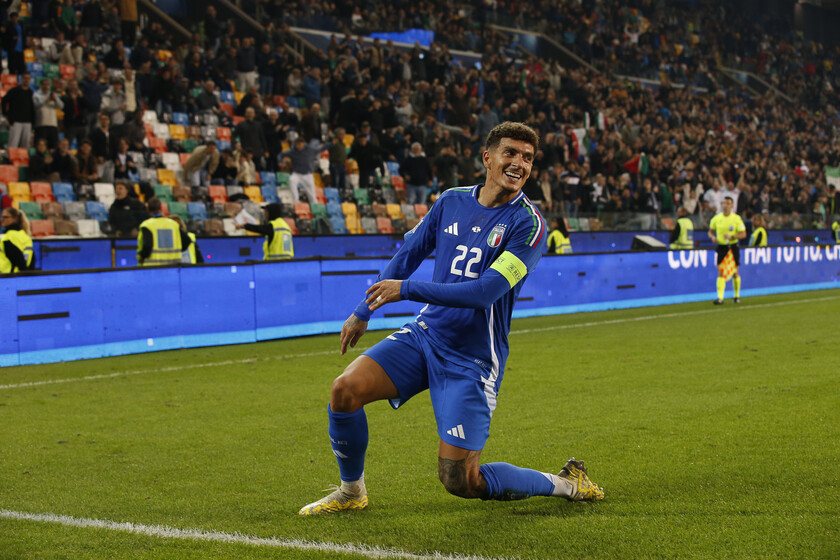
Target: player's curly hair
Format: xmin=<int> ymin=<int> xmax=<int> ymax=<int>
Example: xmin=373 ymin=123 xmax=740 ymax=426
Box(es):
xmin=485 ymin=122 xmax=539 ymax=153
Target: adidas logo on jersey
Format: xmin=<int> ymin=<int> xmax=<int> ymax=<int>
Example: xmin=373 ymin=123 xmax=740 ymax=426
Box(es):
xmin=446 ymin=424 xmax=466 ymax=440
xmin=444 ymin=223 xmax=459 ymax=235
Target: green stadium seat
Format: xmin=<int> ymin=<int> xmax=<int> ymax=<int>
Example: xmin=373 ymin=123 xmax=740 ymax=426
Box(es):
xmin=167 ymin=201 xmax=190 ymax=222
xmin=19 ymin=201 xmax=43 ymax=220
xmin=276 ymin=172 xmax=290 ymax=186
xmin=309 ymin=203 xmax=328 ymax=218
xmin=182 ymin=138 xmax=198 ymax=153
xmin=153 ymin=184 xmax=174 ymax=201
xmin=353 ymin=188 xmax=370 ymax=205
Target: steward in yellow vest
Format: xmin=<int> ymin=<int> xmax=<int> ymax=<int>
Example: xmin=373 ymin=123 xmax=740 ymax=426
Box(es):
xmin=546 ymin=217 xmax=572 ymax=254
xmin=137 ymin=198 xmax=192 ymax=266
xmin=749 ymin=214 xmax=768 ymax=247
xmin=238 ymin=202 xmax=294 ymax=260
xmin=669 ymin=207 xmax=694 ymax=250
xmin=833 ymin=221 xmax=839 ymax=244
xmin=0 ymin=207 xmax=34 ymax=273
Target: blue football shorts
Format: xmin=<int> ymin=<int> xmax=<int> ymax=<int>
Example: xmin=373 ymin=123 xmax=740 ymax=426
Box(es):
xmin=363 ymin=323 xmax=493 ymax=451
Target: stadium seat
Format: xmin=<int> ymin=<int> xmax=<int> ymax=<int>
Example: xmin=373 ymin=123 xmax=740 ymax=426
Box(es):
xmin=77 ymin=219 xmax=101 ymax=238
xmin=226 ymin=185 xmax=244 ymax=198
xmin=169 ymin=125 xmax=186 ymax=140
xmin=377 ymin=216 xmax=396 ymax=234
xmin=85 ymin=201 xmax=108 ymax=220
xmin=216 ymin=127 xmax=231 ymax=141
xmin=63 ymin=201 xmax=87 ymax=220
xmin=353 ymin=188 xmax=370 ymax=205
xmin=19 ymin=201 xmax=43 ymax=220
xmin=204 ymin=218 xmax=224 ymax=236
xmin=276 ymin=172 xmax=290 ymax=186
xmin=216 ymin=140 xmax=231 ymax=151
xmin=326 ymin=201 xmax=343 ymax=218
xmin=358 ymin=204 xmax=373 ymax=218
xmin=260 ymin=171 xmax=276 ymax=186
xmin=182 ymin=138 xmax=198 ymax=153
xmin=94 ymin=183 xmax=115 ymax=207
xmin=143 ymin=110 xmax=158 ymax=124
xmin=9 ymin=182 xmax=31 ymax=201
xmin=345 ymin=214 xmax=361 ymax=234
xmin=52 ymin=182 xmax=75 ymax=202
xmin=330 ymin=216 xmax=348 ymax=234
xmin=405 ymin=217 xmax=420 ymax=231
xmin=30 ymin=219 xmax=54 ymax=237
xmin=172 ymin=185 xmax=191 ymax=202
xmin=187 ymin=202 xmax=208 ymax=220
xmin=191 ymin=186 xmax=209 ymax=202
xmin=309 ymin=203 xmax=328 ymax=218
xmin=167 ymin=201 xmax=189 ymax=221
xmin=382 ymin=187 xmax=397 ymax=204
xmin=0 ymin=74 xmax=18 ymax=88
xmin=414 ymin=204 xmax=429 ymax=218
xmin=54 ymin=219 xmax=78 ymax=236
xmin=324 ymin=187 xmax=340 ymax=203
xmin=8 ymin=147 xmax=29 ymax=165
xmin=313 ymin=187 xmax=327 ymax=204
xmin=391 ymin=176 xmax=406 ymax=190
xmin=260 ymin=185 xmax=278 ymax=203
xmin=40 ymin=201 xmax=63 ymax=218
xmin=208 ymin=185 xmax=227 ymax=203
xmin=59 ymin=64 xmax=75 ymax=79
xmin=162 ymin=152 xmax=181 ymax=170
xmin=172 ymin=112 xmax=189 ymax=126
xmin=157 ymin=168 xmax=176 ymax=185
xmin=0 ymin=166 xmax=20 ymax=184
xmin=391 ymin=218 xmax=407 ymax=234
xmin=372 ymin=202 xmax=388 ymax=218
xmin=148 ymin=137 xmax=167 ymax=153
xmin=400 ymin=204 xmax=417 ymax=219
xmin=30 ymin=182 xmax=53 ymax=201
xmin=243 ymin=185 xmax=263 ymax=202
xmin=153 ymin=184 xmax=173 ymax=201
xmin=294 ymin=202 xmax=313 ymax=220
xmin=361 ymin=216 xmax=378 ymax=234
xmin=386 ymin=203 xmax=404 ymax=219
xmin=219 ymin=103 xmax=234 ymax=117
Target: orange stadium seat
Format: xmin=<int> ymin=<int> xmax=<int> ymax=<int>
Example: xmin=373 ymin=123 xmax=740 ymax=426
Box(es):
xmin=8 ymin=147 xmax=29 ymax=165
xmin=0 ymin=165 xmax=18 ymax=184
xmin=30 ymin=219 xmax=55 ymax=237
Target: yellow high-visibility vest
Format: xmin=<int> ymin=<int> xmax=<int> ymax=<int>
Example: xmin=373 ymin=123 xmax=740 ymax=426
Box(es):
xmin=137 ymin=216 xmax=183 ymax=266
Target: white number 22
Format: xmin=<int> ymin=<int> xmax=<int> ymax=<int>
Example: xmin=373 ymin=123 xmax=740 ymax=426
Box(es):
xmin=450 ymin=245 xmax=482 ymax=278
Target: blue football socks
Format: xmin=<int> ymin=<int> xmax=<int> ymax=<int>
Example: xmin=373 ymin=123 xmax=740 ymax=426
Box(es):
xmin=328 ymin=404 xmax=369 ymax=482
xmin=480 ymin=462 xmax=556 ymax=500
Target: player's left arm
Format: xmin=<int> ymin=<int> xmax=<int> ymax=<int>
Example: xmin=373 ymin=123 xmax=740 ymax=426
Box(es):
xmin=367 ymin=215 xmax=544 ymax=311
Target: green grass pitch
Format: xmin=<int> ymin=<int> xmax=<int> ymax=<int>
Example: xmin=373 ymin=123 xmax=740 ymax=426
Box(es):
xmin=2 ymin=290 xmax=839 ymax=559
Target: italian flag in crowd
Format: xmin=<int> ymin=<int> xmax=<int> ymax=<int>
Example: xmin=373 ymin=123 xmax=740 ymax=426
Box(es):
xmin=584 ymin=111 xmax=608 ymax=130
xmin=826 ymin=166 xmax=840 ymax=189
xmin=624 ymin=153 xmax=650 ymax=175
xmin=571 ymin=128 xmax=589 ymax=159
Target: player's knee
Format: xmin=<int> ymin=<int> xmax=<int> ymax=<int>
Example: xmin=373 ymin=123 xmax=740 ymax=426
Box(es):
xmin=330 ymin=374 xmax=362 ymax=412
xmin=438 ymin=459 xmax=482 ymax=499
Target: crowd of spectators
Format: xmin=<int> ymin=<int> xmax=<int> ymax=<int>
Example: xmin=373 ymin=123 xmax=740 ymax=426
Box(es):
xmin=1 ymin=0 xmax=839 ymax=237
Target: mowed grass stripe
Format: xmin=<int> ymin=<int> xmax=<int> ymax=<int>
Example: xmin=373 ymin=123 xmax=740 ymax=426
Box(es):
xmin=2 ymin=292 xmax=837 ymax=391
xmin=0 ymin=509 xmax=515 ymax=560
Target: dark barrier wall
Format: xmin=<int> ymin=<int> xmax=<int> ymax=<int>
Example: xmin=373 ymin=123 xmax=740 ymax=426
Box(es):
xmin=2 ymin=246 xmax=839 ymax=366
xmin=32 ymin=230 xmax=835 ymax=271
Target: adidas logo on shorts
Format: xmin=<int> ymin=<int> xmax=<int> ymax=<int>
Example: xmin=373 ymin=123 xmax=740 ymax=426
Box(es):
xmin=446 ymin=424 xmax=466 ymax=439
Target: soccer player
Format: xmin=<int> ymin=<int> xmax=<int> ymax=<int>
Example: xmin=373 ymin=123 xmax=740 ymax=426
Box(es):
xmin=299 ymin=122 xmax=604 ymax=516
xmin=708 ymin=196 xmax=746 ymax=304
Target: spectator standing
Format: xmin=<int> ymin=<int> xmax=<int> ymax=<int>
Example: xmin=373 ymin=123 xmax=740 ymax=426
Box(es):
xmin=402 ymin=142 xmax=433 ymax=205
xmin=79 ymin=68 xmax=108 ymax=129
xmin=256 ymin=43 xmax=275 ymax=96
xmin=112 ymin=138 xmax=137 ymax=180
xmin=235 ymin=107 xmax=269 ymax=168
xmin=236 ymin=37 xmax=258 ymax=91
xmin=119 ymin=0 xmax=138 ymax=46
xmin=299 ymin=102 xmax=323 ymax=143
xmin=349 ymin=133 xmax=386 ymax=188
xmin=280 ymin=138 xmax=326 ymax=204
xmin=328 ymin=127 xmax=348 ymax=191
xmin=60 ymin=79 xmax=87 ymax=146
xmin=80 ymin=0 xmax=103 ymax=43
xmin=263 ymin=109 xmax=286 ymax=172
xmin=2 ymin=73 xmax=35 ymax=148
xmin=52 ymin=138 xmax=77 ymax=182
xmin=108 ymin=180 xmax=149 ymax=237
xmin=33 ymin=77 xmax=63 ymax=149
xmin=302 ymin=66 xmax=322 ymax=108
xmin=101 ymin=77 xmax=127 ymax=127
xmin=3 ymin=12 xmax=26 ymax=75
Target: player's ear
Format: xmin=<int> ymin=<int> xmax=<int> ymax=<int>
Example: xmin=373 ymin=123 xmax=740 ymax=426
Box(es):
xmin=483 ymin=150 xmax=490 ymax=169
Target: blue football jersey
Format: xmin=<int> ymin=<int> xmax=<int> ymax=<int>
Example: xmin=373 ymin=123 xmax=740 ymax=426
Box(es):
xmin=356 ymin=184 xmax=546 ymax=385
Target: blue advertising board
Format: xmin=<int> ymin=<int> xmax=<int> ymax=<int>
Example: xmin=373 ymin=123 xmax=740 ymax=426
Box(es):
xmin=2 ymin=247 xmax=838 ymax=366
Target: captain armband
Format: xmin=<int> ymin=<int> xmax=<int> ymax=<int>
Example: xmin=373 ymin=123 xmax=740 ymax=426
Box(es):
xmin=489 ymin=251 xmax=528 ymax=288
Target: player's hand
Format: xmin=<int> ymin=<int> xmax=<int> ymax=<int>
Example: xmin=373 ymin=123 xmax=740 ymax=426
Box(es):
xmin=365 ymin=279 xmax=403 ymax=311
xmin=340 ymin=313 xmax=367 ymax=355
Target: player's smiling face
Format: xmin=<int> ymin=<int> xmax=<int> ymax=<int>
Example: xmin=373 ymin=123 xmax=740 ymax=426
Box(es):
xmin=484 ymin=138 xmax=534 ymax=196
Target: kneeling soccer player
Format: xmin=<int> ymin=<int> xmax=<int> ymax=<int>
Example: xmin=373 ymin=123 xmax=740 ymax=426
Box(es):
xmin=299 ymin=123 xmax=604 ymax=515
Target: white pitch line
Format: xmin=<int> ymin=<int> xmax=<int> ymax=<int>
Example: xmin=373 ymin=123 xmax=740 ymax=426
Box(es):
xmin=0 ymin=509 xmax=515 ymax=560
xmin=0 ymin=348 xmax=363 ymax=391
xmin=2 ymin=294 xmax=837 ymax=391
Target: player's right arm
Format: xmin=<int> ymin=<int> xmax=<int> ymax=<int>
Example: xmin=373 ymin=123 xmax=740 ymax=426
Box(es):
xmin=340 ymin=313 xmax=368 ymax=355
xmin=708 ymin=215 xmax=718 ymax=244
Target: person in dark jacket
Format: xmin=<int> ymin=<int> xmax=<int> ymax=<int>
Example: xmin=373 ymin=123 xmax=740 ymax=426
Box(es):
xmin=1 ymin=72 xmax=35 ymax=148
xmin=108 ymin=181 xmax=149 ymax=237
xmin=401 ymin=142 xmax=433 ymax=204
xmin=2 ymin=12 xmax=26 ymax=75
xmin=29 ymin=138 xmax=60 ymax=182
xmin=235 ymin=107 xmax=268 ymax=167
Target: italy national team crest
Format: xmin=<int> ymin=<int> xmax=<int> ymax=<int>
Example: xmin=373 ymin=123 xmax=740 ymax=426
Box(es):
xmin=487 ymin=224 xmax=506 ymax=248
